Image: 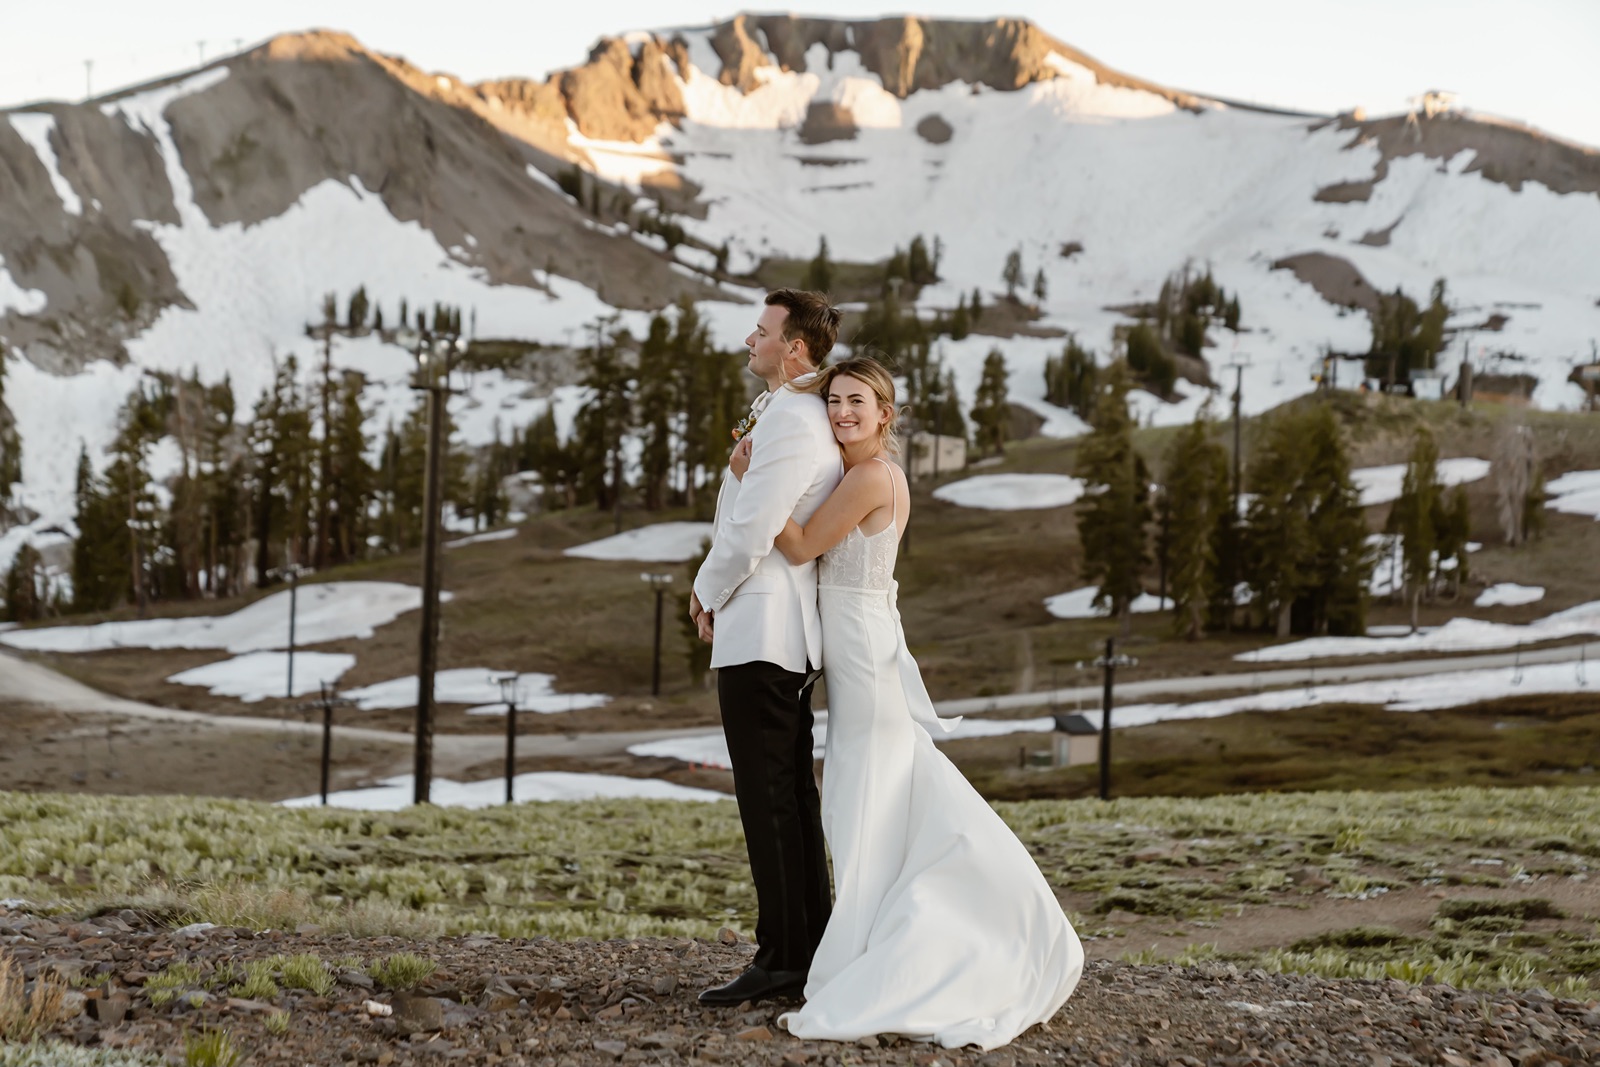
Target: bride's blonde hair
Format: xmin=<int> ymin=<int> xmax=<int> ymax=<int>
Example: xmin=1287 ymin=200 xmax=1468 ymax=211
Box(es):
xmin=797 ymin=354 xmax=901 ymax=455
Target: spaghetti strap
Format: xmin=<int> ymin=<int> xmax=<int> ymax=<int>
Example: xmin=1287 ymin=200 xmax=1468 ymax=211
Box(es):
xmin=874 ymin=455 xmax=897 ymax=529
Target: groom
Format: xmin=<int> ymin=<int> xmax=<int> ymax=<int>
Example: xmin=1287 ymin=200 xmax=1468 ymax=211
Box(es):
xmin=689 ymin=288 xmax=842 ymax=1005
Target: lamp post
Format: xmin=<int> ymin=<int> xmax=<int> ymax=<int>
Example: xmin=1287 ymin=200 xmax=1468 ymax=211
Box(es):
xmin=641 ymin=573 xmax=673 ymax=696
xmin=492 ymin=672 xmax=521 ymax=805
xmin=1079 ymin=638 xmax=1138 ymax=801
xmin=283 ymin=557 xmax=305 ymax=701
xmin=402 ymin=324 xmax=466 ymax=805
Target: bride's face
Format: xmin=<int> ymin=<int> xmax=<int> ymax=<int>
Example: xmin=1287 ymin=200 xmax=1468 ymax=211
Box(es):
xmin=827 ymin=374 xmax=889 ymax=450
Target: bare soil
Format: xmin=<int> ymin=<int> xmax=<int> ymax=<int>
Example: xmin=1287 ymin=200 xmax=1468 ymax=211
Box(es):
xmin=4 ymin=908 xmax=1597 ymax=1067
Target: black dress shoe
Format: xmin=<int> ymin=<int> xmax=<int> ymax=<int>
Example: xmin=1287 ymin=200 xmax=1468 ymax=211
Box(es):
xmin=697 ymin=965 xmax=807 ymax=1006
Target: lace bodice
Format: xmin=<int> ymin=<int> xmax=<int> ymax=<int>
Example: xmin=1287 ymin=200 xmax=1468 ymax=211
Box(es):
xmin=818 ymin=457 xmax=901 ymax=591
xmin=818 ymin=522 xmax=898 ymax=590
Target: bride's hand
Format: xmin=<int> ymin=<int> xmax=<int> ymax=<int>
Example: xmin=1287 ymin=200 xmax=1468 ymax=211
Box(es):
xmin=729 ymin=436 xmax=753 ymax=480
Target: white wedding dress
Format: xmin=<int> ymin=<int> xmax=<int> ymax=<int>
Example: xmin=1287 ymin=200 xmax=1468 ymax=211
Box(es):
xmin=779 ymin=467 xmax=1084 ymax=1050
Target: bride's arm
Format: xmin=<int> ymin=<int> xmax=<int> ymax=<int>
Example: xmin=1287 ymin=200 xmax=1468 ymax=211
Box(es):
xmin=774 ymin=463 xmax=889 ymax=564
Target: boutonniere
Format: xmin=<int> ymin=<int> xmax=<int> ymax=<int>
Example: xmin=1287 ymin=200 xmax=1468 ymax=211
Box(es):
xmin=732 ymin=411 xmax=759 ymax=442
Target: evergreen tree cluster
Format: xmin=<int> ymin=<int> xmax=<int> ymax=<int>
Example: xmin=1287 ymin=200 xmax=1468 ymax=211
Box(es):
xmin=0 ymin=354 xmax=21 ymax=517
xmin=1367 ymin=279 xmax=1449 ymax=391
xmin=514 ymin=301 xmax=750 ymax=519
xmin=1074 ymin=376 xmax=1376 ymax=641
xmin=1043 ymin=334 xmax=1099 ymax=420
xmin=49 ymin=291 xmax=498 ymax=617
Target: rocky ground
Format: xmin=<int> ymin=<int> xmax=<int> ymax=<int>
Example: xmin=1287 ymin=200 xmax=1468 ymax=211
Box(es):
xmin=3 ymin=908 xmax=1597 ymax=1067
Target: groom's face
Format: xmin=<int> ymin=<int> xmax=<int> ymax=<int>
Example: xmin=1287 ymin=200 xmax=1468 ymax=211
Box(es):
xmin=746 ymin=304 xmax=798 ymax=383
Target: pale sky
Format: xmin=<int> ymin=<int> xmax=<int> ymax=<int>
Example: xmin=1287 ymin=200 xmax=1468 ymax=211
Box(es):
xmin=4 ymin=1 xmax=1597 ymax=148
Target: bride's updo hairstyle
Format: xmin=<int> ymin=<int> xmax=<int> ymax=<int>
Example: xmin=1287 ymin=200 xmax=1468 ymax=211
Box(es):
xmin=803 ymin=355 xmax=901 ymax=455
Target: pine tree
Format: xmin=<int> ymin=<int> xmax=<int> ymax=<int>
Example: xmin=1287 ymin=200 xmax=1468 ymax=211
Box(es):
xmin=573 ymin=318 xmax=633 ymax=511
xmin=715 ymin=242 xmax=730 ymax=275
xmin=907 ymin=235 xmax=935 ymax=285
xmin=803 ymin=236 xmax=833 ymax=293
xmin=519 ymin=407 xmax=571 ymax=511
xmin=1124 ymin=321 xmax=1176 ymax=396
xmin=1032 ymin=268 xmax=1047 ymax=308
xmin=1161 ymin=411 xmax=1229 ymax=639
xmin=635 ymin=312 xmax=678 ymax=509
xmin=949 ymin=295 xmax=970 ymax=341
xmin=1074 ymin=363 xmax=1151 ymax=634
xmin=969 ymin=349 xmax=1010 ymax=456
xmin=326 ymin=373 xmax=374 ymax=561
xmin=2 ymin=543 xmax=45 ymax=621
xmin=1298 ymin=407 xmax=1372 ymax=635
xmin=72 ymin=389 xmax=164 ymax=612
xmin=1387 ymin=426 xmax=1440 ymax=630
xmin=970 ymin=288 xmax=983 ymax=322
xmin=883 ymin=247 xmax=909 ymax=292
xmin=0 ymin=353 xmax=20 ymax=517
xmin=1368 ymin=279 xmax=1450 ymax=390
xmin=1001 ymin=248 xmax=1023 ymax=300
xmin=1044 ymin=334 xmax=1098 ymax=419
xmin=1243 ymin=413 xmax=1314 ymax=637
xmin=347 ymin=286 xmax=370 ymax=331
xmin=247 ymin=357 xmax=313 ymax=585
xmin=373 ymin=304 xmax=386 ymax=333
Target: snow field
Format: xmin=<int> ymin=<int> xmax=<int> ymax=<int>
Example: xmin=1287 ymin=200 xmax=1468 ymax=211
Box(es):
xmin=279 ymin=770 xmax=726 ymax=808
xmin=0 ymin=581 xmax=439 ymax=654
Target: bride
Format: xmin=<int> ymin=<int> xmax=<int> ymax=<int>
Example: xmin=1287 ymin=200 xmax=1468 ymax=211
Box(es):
xmin=728 ymin=355 xmax=1083 ymax=1050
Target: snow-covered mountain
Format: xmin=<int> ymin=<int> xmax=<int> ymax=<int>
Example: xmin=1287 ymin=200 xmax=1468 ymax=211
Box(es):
xmin=2 ymin=14 xmax=1598 ymax=570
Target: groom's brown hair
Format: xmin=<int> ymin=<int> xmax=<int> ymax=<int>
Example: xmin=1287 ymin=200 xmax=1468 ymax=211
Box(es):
xmin=765 ymin=288 xmax=840 ymax=367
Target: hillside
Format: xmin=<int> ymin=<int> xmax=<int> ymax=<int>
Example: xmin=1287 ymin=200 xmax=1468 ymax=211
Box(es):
xmin=1 ymin=13 xmax=1599 ymax=576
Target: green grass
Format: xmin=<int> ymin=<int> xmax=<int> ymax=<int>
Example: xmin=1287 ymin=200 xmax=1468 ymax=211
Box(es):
xmin=961 ymin=697 xmax=1600 ymax=801
xmin=0 ymin=787 xmax=1595 ymax=993
xmin=371 ymin=952 xmax=436 ymax=991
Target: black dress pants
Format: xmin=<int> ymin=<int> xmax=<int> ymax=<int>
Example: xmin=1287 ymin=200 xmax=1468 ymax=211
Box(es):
xmin=717 ymin=659 xmax=831 ymax=972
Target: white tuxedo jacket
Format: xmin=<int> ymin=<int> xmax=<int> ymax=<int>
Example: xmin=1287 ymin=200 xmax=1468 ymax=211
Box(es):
xmin=693 ymin=383 xmax=842 ymax=673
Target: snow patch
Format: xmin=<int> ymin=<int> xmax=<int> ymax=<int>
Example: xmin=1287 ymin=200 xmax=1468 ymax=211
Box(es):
xmin=932 ymin=474 xmax=1087 ymax=511
xmin=0 ymin=582 xmax=436 ymax=653
xmin=280 ymin=771 xmax=726 ymax=808
xmin=1474 ymin=583 xmax=1545 ymax=608
xmin=1238 ymin=599 xmax=1600 ymax=662
xmin=1044 ymin=586 xmax=1174 ymax=619
xmin=6 ymin=112 xmax=81 ymax=214
xmin=445 ymin=527 xmax=518 ymax=549
xmin=340 ymin=667 xmax=608 ymax=714
xmin=167 ymin=651 xmax=357 ymax=702
xmin=564 ymin=521 xmax=713 ymax=562
xmin=1352 ymin=457 xmax=1492 ymax=508
xmin=1546 ymin=469 xmax=1600 ymax=519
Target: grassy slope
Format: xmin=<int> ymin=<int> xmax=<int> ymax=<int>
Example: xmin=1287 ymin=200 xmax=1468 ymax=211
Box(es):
xmin=10 ymin=396 xmax=1600 ymax=773
xmin=1 ymin=786 xmax=1595 ymax=994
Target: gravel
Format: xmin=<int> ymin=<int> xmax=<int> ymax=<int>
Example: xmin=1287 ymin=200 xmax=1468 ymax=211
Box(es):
xmin=3 ymin=909 xmax=1597 ymax=1066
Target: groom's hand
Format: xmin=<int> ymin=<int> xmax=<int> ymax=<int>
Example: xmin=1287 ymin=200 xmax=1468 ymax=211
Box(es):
xmin=689 ymin=592 xmax=714 ymax=643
